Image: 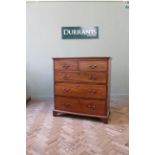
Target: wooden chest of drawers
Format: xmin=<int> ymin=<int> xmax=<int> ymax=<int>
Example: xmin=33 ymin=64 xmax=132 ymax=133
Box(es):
xmin=53 ymin=57 xmax=111 ymax=123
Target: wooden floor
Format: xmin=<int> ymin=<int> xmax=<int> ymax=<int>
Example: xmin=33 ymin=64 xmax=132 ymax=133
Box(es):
xmin=27 ymin=98 xmax=129 ymax=155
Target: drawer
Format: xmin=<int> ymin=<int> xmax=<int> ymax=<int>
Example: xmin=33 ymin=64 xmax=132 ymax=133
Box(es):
xmin=79 ymin=72 xmax=107 ymax=83
xmin=55 ymin=72 xmax=78 ymax=82
xmin=55 ymin=83 xmax=106 ymax=99
xmin=79 ymin=60 xmax=107 ymax=71
xmin=55 ymin=96 xmax=81 ymax=113
xmin=80 ymin=99 xmax=106 ymax=115
xmin=55 ymin=72 xmax=107 ymax=84
xmin=54 ymin=60 xmax=78 ymax=71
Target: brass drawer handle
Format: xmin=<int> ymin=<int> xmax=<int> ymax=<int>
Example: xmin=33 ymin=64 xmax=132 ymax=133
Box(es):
xmin=89 ymin=65 xmax=97 ymax=69
xmin=62 ymin=64 xmax=70 ymax=68
xmin=88 ymin=90 xmax=96 ymax=94
xmin=63 ymin=88 xmax=70 ymax=92
xmin=87 ymin=104 xmax=91 ymax=108
xmin=87 ymin=104 xmax=96 ymax=110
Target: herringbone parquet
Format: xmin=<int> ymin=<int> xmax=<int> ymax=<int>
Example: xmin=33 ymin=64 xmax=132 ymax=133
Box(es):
xmin=27 ymin=99 xmax=129 ymax=155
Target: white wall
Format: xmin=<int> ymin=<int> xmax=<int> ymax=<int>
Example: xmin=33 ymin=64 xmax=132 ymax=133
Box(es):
xmin=26 ymin=1 xmax=129 ymax=99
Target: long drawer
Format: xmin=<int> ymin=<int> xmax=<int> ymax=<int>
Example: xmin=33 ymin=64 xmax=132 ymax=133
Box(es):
xmin=55 ymin=96 xmax=106 ymax=115
xmin=55 ymin=71 xmax=107 ymax=84
xmin=55 ymin=83 xmax=106 ymax=99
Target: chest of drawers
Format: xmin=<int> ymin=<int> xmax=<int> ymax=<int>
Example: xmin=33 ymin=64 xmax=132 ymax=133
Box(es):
xmin=52 ymin=57 xmax=111 ymax=123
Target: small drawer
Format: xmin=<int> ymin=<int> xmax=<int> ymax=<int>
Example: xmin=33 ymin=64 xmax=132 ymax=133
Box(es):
xmin=79 ymin=60 xmax=107 ymax=71
xmin=80 ymin=99 xmax=106 ymax=115
xmin=55 ymin=96 xmax=81 ymax=113
xmin=54 ymin=60 xmax=78 ymax=71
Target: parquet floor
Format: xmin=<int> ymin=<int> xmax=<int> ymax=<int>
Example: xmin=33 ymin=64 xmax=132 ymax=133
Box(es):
xmin=27 ymin=98 xmax=129 ymax=155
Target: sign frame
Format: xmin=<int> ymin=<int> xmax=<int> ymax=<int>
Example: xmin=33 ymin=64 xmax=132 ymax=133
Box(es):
xmin=61 ymin=26 xmax=99 ymax=39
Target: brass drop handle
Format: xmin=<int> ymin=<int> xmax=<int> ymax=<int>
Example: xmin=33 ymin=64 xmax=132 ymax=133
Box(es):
xmin=88 ymin=90 xmax=96 ymax=94
xmin=87 ymin=104 xmax=96 ymax=110
xmin=89 ymin=64 xmax=97 ymax=69
xmin=63 ymin=64 xmax=70 ymax=68
xmin=87 ymin=104 xmax=91 ymax=108
xmin=63 ymin=88 xmax=70 ymax=92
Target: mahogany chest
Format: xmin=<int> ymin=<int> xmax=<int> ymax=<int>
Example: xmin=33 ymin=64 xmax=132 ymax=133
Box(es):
xmin=53 ymin=57 xmax=111 ymax=123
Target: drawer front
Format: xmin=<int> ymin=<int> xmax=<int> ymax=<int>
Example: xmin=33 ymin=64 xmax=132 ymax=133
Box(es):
xmin=80 ymin=99 xmax=106 ymax=115
xmin=79 ymin=72 xmax=107 ymax=83
xmin=55 ymin=96 xmax=81 ymax=113
xmin=55 ymin=72 xmax=107 ymax=84
xmin=55 ymin=96 xmax=106 ymax=116
xmin=79 ymin=60 xmax=107 ymax=71
xmin=55 ymin=83 xmax=106 ymax=99
xmin=54 ymin=60 xmax=78 ymax=71
xmin=55 ymin=72 xmax=78 ymax=82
